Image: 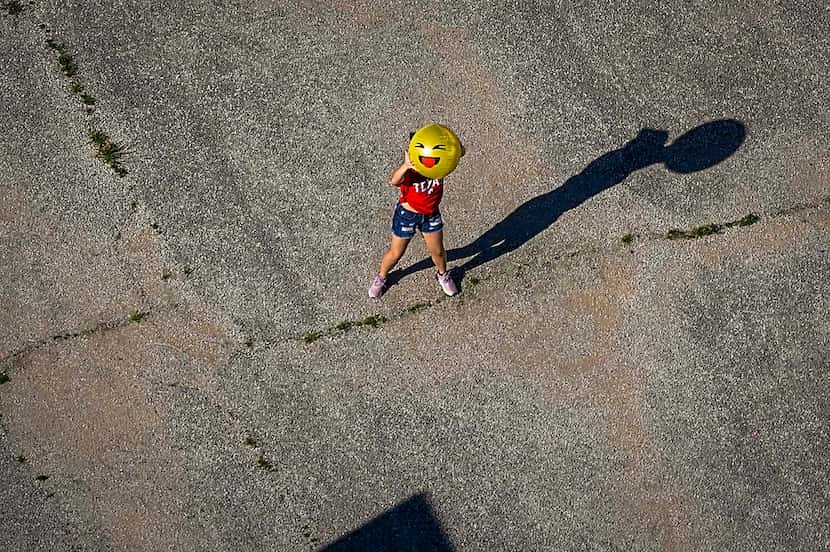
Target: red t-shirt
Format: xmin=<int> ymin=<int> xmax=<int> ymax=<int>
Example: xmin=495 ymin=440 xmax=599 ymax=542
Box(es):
xmin=398 ymin=169 xmax=444 ymax=215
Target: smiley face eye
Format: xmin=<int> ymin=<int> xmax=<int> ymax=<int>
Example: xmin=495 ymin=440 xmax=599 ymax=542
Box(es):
xmin=415 ymin=142 xmax=425 ymax=148
xmin=433 ymin=145 xmax=446 ymax=150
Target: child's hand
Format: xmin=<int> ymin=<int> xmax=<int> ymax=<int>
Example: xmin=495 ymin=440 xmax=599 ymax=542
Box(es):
xmin=391 ymin=149 xmax=414 ymax=186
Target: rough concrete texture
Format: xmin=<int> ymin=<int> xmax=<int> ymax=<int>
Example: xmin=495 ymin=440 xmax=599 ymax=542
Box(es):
xmin=1 ymin=1 xmax=828 ymax=550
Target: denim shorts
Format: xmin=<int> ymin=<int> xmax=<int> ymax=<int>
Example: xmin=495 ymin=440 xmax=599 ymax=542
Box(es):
xmin=391 ymin=204 xmax=443 ymax=239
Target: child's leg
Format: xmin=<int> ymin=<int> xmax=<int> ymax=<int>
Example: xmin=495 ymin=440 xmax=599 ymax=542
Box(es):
xmin=378 ymin=235 xmax=411 ymax=278
xmin=422 ymin=230 xmax=448 ymax=274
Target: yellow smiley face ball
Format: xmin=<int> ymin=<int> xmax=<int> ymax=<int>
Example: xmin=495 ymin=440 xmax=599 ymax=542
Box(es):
xmin=408 ymin=124 xmax=462 ymax=179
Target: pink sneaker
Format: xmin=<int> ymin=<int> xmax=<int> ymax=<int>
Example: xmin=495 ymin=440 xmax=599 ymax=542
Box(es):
xmin=368 ymin=275 xmax=386 ymax=298
xmin=436 ymin=271 xmax=458 ymax=296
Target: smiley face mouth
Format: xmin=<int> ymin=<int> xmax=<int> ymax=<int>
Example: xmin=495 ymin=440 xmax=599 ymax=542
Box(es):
xmin=419 ymin=156 xmax=440 ymax=168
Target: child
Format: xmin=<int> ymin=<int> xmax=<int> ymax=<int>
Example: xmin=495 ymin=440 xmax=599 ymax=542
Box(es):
xmin=368 ymin=138 xmax=463 ymax=298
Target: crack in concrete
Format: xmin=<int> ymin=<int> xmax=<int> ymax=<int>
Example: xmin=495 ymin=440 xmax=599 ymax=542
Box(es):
xmin=40 ymin=22 xmax=131 ymax=178
xmin=0 ymin=314 xmax=151 ymax=374
xmin=272 ymin=198 xmax=829 ymax=348
xmin=8 ymin=4 xmax=828 ymax=385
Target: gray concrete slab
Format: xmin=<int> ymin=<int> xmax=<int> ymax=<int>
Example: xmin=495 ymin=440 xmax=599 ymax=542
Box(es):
xmin=1 ymin=1 xmax=829 ymax=551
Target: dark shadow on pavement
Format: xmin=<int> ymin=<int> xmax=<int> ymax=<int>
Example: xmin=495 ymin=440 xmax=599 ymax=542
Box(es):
xmin=388 ymin=119 xmax=746 ymax=288
xmin=318 ymin=493 xmax=455 ymax=552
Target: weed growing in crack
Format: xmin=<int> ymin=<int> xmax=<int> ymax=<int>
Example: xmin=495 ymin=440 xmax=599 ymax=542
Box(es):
xmin=128 ymin=310 xmax=147 ymax=323
xmin=0 ymin=372 xmax=9 ymax=384
xmin=824 ymin=195 xmax=830 ymax=205
xmin=668 ymin=224 xmax=721 ymax=239
xmin=16 ymin=455 xmax=27 ymax=464
xmin=35 ymin=475 xmax=49 ymax=481
xmin=45 ymin=39 xmax=78 ymax=76
xmin=255 ymin=454 xmax=273 ymax=470
xmin=90 ymin=131 xmax=126 ymax=166
xmin=736 ymin=213 xmax=759 ymax=227
xmin=45 ymin=37 xmax=129 ymax=176
xmin=407 ymin=302 xmax=431 ymax=313
xmin=88 ymin=129 xmax=108 ymax=145
xmin=244 ymin=338 xmax=254 ymax=348
xmin=303 ymin=314 xmax=387 ymax=343
xmin=360 ymin=314 xmax=386 ymax=328
xmin=332 ymin=315 xmax=388 ymax=333
xmin=88 ymin=129 xmax=129 ymax=175
xmin=58 ymin=52 xmax=77 ymax=77
xmin=668 ymin=213 xmax=760 ymax=239
xmin=689 ymin=223 xmax=722 ymax=237
xmin=161 ymin=270 xmax=173 ymax=280
xmin=243 ymin=436 xmax=258 ymax=447
xmin=621 ymin=233 xmax=636 ymax=245
xmin=467 ymin=276 xmax=481 ymax=286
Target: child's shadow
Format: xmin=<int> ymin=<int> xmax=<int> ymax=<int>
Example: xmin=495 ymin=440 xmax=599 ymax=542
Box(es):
xmin=389 ymin=119 xmax=746 ymax=288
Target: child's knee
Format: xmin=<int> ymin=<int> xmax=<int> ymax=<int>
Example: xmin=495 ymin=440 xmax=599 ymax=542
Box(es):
xmin=429 ymin=244 xmax=446 ymax=257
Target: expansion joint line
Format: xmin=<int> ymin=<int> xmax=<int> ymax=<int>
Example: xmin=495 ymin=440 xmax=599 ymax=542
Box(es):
xmin=278 ymin=199 xmax=829 ymax=348
xmin=0 ymin=312 xmax=153 ymax=376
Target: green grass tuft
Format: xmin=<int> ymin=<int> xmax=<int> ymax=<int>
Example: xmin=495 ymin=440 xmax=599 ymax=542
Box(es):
xmin=737 ymin=213 xmax=759 ymax=226
xmin=44 ymin=39 xmax=77 ymax=76
xmin=671 ymin=213 xmax=761 ymax=240
xmin=406 ymin=302 xmax=431 ymax=313
xmin=57 ymin=51 xmax=77 ymax=77
xmin=621 ymin=233 xmax=636 ymax=245
xmin=70 ymin=81 xmax=83 ymax=94
xmin=80 ymin=94 xmax=96 ymax=106
xmin=128 ymin=310 xmax=147 ymax=323
xmin=0 ymin=372 xmax=9 ymax=384
xmin=303 ymin=331 xmax=321 ymax=343
xmin=467 ymin=276 xmax=481 ymax=286
xmin=243 ymin=436 xmax=258 ymax=447
xmin=88 ymin=129 xmax=109 ymax=145
xmin=824 ymin=195 xmax=830 ymax=205
xmin=335 ymin=320 xmax=353 ymax=332
xmin=255 ymin=454 xmax=272 ymax=470
xmin=689 ymin=223 xmax=722 ymax=237
xmin=16 ymin=455 xmax=26 ymax=463
xmin=88 ymin=129 xmax=130 ymax=172
xmin=360 ymin=314 xmax=386 ymax=328
xmin=97 ymin=140 xmax=128 ymax=164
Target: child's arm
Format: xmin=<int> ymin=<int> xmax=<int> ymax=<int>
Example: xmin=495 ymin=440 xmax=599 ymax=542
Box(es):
xmin=390 ymin=150 xmax=413 ymax=186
